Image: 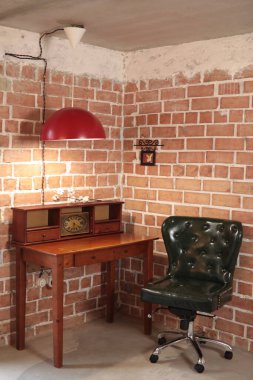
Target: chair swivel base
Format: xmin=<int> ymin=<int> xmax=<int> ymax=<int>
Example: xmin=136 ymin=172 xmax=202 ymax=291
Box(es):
xmin=149 ymin=321 xmax=233 ymax=373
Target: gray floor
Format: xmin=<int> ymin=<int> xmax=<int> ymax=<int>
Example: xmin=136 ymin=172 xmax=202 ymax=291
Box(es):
xmin=0 ymin=316 xmax=252 ymax=380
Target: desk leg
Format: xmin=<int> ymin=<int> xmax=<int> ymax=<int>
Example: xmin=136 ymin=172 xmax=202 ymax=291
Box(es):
xmin=16 ymin=247 xmax=26 ymax=350
xmin=143 ymin=241 xmax=153 ymax=335
xmin=52 ymin=257 xmax=64 ymax=368
xmin=106 ymin=261 xmax=115 ymax=323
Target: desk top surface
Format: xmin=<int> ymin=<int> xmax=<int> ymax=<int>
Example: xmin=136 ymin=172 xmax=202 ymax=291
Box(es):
xmin=23 ymin=233 xmax=159 ymax=256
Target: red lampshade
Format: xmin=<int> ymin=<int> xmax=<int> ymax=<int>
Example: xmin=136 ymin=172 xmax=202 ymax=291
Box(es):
xmin=41 ymin=107 xmax=106 ymax=141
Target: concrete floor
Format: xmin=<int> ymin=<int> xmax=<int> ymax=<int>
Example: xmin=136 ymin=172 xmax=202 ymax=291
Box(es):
xmin=0 ymin=316 xmax=252 ymax=380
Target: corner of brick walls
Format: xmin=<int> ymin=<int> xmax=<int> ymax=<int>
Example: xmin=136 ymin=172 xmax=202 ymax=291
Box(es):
xmin=0 ymin=58 xmax=123 ymax=346
xmin=121 ymin=67 xmax=253 ymax=352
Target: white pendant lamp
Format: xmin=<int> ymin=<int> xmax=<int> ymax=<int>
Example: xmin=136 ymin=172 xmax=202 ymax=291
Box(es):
xmin=64 ymin=25 xmax=86 ymax=48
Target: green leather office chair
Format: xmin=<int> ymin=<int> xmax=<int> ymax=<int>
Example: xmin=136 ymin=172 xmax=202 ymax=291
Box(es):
xmin=141 ymin=216 xmax=243 ymax=373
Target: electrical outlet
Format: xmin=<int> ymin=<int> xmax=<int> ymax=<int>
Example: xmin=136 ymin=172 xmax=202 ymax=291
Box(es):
xmin=47 ymin=276 xmax=53 ymax=288
xmin=37 ymin=277 xmax=47 ymax=287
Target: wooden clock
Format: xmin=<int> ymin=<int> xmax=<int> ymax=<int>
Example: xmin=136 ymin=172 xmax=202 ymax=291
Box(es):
xmin=60 ymin=212 xmax=89 ymax=236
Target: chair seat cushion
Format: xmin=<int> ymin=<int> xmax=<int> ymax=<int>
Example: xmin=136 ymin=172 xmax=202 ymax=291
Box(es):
xmin=141 ymin=276 xmax=233 ymax=313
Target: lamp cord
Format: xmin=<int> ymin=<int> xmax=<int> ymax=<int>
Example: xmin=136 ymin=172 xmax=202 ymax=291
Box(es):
xmin=5 ymin=27 xmax=64 ymax=205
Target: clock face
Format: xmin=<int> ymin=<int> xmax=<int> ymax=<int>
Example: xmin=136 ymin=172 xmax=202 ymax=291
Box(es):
xmin=61 ymin=212 xmax=89 ymax=236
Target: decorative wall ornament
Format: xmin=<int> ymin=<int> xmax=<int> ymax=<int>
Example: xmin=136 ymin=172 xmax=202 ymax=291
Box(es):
xmin=134 ymin=139 xmax=163 ymax=166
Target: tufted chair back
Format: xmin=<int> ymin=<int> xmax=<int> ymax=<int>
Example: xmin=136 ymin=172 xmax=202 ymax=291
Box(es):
xmin=162 ymin=216 xmax=243 ymax=285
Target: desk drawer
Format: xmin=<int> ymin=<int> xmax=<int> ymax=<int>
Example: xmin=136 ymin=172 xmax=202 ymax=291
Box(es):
xmin=112 ymin=242 xmax=147 ymax=259
xmin=26 ymin=228 xmax=60 ymax=243
xmin=94 ymin=221 xmax=120 ymax=234
xmin=75 ymin=248 xmax=113 ymax=266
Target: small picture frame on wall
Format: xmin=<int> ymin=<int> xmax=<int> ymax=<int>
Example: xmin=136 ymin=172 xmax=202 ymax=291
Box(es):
xmin=140 ymin=149 xmax=156 ymax=166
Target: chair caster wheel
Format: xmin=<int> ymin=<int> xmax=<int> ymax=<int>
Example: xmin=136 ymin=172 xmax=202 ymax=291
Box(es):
xmin=224 ymin=351 xmax=233 ymax=360
xmin=150 ymin=354 xmax=159 ymax=363
xmin=194 ymin=363 xmax=205 ymax=373
xmin=158 ymin=337 xmax=166 ymax=345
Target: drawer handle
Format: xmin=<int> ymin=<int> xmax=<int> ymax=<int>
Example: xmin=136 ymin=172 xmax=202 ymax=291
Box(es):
xmin=42 ymin=234 xmax=46 ymax=238
xmin=91 ymin=255 xmax=96 ymax=259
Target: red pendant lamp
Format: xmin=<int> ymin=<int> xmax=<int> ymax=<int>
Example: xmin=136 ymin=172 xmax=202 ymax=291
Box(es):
xmin=41 ymin=107 xmax=106 ymax=141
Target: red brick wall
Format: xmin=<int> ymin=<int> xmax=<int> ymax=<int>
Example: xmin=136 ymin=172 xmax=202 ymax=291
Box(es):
xmin=0 ymin=59 xmax=122 ymax=345
xmin=122 ymin=69 xmax=253 ymax=352
xmin=0 ymin=57 xmax=253 ymax=352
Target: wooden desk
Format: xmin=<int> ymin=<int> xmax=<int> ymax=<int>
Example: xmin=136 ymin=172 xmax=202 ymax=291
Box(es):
xmin=16 ymin=233 xmax=156 ymax=368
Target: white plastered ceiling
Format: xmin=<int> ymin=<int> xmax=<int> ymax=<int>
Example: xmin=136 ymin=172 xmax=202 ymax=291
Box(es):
xmin=0 ymin=0 xmax=253 ymax=51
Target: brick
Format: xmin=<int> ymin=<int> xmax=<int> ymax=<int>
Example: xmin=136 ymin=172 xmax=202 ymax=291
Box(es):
xmin=219 ymin=82 xmax=240 ymax=95
xmin=214 ymin=111 xmax=227 ymax=123
xmin=164 ymin=99 xmax=189 ymax=111
xmin=185 ymin=112 xmax=198 ymax=124
xmin=158 ymin=190 xmax=183 ymax=203
xmin=0 ymin=106 xmax=10 ymax=119
xmin=238 ymin=282 xmax=252 ymax=297
xmin=237 ymin=124 xmax=253 ymax=136
xmin=188 ymin=84 xmax=214 ymax=97
xmin=203 ymin=180 xmax=231 ymax=192
xmin=212 ymin=194 xmax=240 ymax=208
xmin=175 ymin=72 xmax=201 ymax=85
xmin=160 ymin=113 xmax=172 ymax=124
xmin=214 ymin=165 xmax=228 ymax=178
xmin=174 ymin=205 xmax=199 ymax=216
xmin=206 ymin=152 xmax=234 ymax=163
xmin=156 ymin=152 xmax=177 ymax=163
xmin=187 ymin=138 xmax=213 ymax=150
xmin=237 ymin=152 xmax=253 ymax=164
xmin=161 ymin=88 xmax=185 ymax=100
xmin=136 ymin=90 xmax=158 ymax=102
xmin=191 ymin=97 xmax=218 ymax=110
xmin=175 ymin=178 xmax=201 ymax=191
xmin=139 ymin=102 xmax=161 ymax=114
xmin=221 ymin=96 xmax=250 ymax=109
xmin=12 ymin=106 xmax=40 ymax=121
xmin=149 ymin=177 xmax=173 ymax=189
xmin=186 ymin=165 xmax=198 ymax=177
xmin=204 ymin=69 xmax=231 ymax=82
xmin=13 ymin=79 xmax=41 ymax=94
xmin=171 ymin=112 xmax=184 ymax=124
xmin=152 ymin=126 xmax=176 ymax=138
xmin=239 ymin=255 xmax=253 ymax=269
xmin=243 ymin=197 xmax=253 ymax=209
xmin=3 ymin=150 xmax=31 ymax=162
xmin=134 ymin=188 xmax=156 ymax=200
xmin=14 ymin=193 xmax=41 ymax=205
xmin=230 ymin=167 xmax=244 ymax=179
xmin=215 ymin=138 xmax=244 ymax=150
xmin=147 ymin=114 xmax=158 ymax=125
xmin=148 ymin=79 xmax=172 ymax=89
xmin=245 ymin=110 xmax=253 ymax=122
xmin=96 ymin=90 xmax=117 ymax=103
xmin=178 ymin=125 xmax=205 ymax=137
xmin=199 ymin=111 xmax=212 ymax=123
xmin=59 ymin=150 xmax=84 ymax=161
xmin=244 ymin=81 xmax=253 ymax=93
xmin=233 ymin=182 xmax=253 ymax=195
xmin=202 ymin=207 xmax=230 ymax=219
xmin=179 ymin=152 xmax=205 ymax=163
xmin=232 ymin=211 xmax=253 ymax=224
xmin=125 ymin=199 xmax=146 ymax=211
xmin=148 ymin=202 xmax=172 ymax=215
xmin=230 ymin=110 xmax=243 ymax=122
xmin=206 ymin=124 xmax=234 ymax=136
xmin=89 ymin=101 xmax=111 ymax=114
xmin=184 ymin=192 xmax=210 ymax=205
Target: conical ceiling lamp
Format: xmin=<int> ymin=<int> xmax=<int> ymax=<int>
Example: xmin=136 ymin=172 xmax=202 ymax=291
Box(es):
xmin=41 ymin=107 xmax=106 ymax=141
xmin=64 ymin=25 xmax=86 ymax=48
